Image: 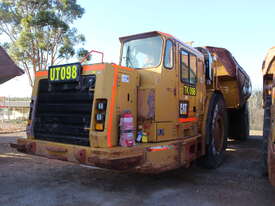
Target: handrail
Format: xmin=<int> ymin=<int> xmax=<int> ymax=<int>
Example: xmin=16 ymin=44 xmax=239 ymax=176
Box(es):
xmin=80 ymin=50 xmax=104 ymax=64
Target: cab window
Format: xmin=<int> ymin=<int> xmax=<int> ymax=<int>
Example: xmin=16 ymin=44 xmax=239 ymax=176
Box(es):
xmin=181 ymin=50 xmax=189 ymax=82
xmin=180 ymin=50 xmax=197 ymax=85
xmin=121 ymin=36 xmax=163 ymax=69
xmin=164 ymin=40 xmax=173 ymax=69
xmin=189 ymin=54 xmax=197 ymax=84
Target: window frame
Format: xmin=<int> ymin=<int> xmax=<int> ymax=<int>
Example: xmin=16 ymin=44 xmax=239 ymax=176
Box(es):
xmin=180 ymin=49 xmax=189 ymax=83
xmin=164 ymin=39 xmax=174 ymax=69
xmin=119 ymin=35 xmax=164 ymax=69
xmin=189 ymin=53 xmax=197 ymax=85
xmin=180 ymin=49 xmax=197 ymax=85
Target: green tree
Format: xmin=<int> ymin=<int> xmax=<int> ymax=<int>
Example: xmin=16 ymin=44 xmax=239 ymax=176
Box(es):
xmin=248 ymin=90 xmax=263 ymax=130
xmin=0 ymin=0 xmax=86 ymax=86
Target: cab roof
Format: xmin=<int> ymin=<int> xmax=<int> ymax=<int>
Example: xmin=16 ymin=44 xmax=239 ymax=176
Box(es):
xmin=119 ymin=31 xmax=203 ymax=59
xmin=119 ymin=31 xmax=175 ymax=42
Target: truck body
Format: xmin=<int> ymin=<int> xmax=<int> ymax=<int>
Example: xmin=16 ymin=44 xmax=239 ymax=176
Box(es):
xmin=12 ymin=31 xmax=251 ymax=173
xmin=262 ymin=47 xmax=275 ymax=185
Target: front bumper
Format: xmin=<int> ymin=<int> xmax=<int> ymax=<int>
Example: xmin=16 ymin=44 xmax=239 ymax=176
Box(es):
xmin=11 ymin=138 xmax=145 ymax=171
xmin=11 ymin=136 xmax=202 ymax=173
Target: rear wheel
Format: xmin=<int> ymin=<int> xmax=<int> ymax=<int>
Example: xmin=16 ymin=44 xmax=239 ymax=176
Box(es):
xmin=198 ymin=93 xmax=228 ymax=169
xmin=228 ymin=103 xmax=249 ymax=141
xmin=237 ymin=103 xmax=249 ymax=141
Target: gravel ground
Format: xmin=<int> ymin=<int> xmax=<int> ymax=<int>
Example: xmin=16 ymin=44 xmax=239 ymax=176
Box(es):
xmin=0 ymin=131 xmax=274 ymax=206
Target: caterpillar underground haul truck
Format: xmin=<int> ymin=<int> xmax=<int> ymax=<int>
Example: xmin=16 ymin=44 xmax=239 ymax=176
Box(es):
xmin=262 ymin=47 xmax=275 ymax=186
xmin=12 ymin=31 xmax=251 ymax=173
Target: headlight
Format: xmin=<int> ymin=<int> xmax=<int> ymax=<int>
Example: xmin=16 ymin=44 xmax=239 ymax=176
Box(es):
xmin=96 ymin=113 xmax=105 ymax=122
xmin=97 ymin=102 xmax=106 ymax=110
xmin=94 ymin=99 xmax=107 ymax=131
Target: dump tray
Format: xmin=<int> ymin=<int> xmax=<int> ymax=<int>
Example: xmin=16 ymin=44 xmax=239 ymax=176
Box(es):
xmin=206 ymin=46 xmax=251 ymax=105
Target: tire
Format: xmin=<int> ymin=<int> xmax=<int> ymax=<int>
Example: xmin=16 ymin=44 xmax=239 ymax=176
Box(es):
xmin=228 ymin=103 xmax=249 ymax=141
xmin=237 ymin=103 xmax=249 ymax=141
xmin=198 ymin=93 xmax=228 ymax=169
xmin=262 ymin=95 xmax=271 ymax=176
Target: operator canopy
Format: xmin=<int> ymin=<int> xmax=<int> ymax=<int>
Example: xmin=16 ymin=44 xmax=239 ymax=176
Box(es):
xmin=0 ymin=46 xmax=24 ymax=84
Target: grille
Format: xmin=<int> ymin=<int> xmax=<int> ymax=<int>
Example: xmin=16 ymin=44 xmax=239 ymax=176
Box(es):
xmin=33 ymin=76 xmax=95 ymax=146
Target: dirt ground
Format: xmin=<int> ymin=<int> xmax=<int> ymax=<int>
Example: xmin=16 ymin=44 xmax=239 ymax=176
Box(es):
xmin=0 ymin=131 xmax=274 ymax=206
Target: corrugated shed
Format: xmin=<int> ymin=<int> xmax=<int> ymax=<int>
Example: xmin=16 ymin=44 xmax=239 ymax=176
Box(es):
xmin=0 ymin=46 xmax=24 ymax=84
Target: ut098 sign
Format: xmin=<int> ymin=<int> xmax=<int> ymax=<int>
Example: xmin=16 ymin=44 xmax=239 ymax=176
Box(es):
xmin=48 ymin=63 xmax=82 ymax=82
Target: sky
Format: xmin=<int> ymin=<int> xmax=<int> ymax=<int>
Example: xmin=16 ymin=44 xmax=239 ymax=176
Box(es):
xmin=1 ymin=0 xmax=274 ymax=97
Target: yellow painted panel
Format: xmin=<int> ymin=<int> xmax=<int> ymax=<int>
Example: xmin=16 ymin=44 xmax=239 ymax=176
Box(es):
xmin=156 ymin=122 xmax=177 ymax=142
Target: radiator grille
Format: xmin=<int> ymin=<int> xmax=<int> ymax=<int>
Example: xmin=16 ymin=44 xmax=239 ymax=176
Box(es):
xmin=33 ymin=76 xmax=95 ymax=146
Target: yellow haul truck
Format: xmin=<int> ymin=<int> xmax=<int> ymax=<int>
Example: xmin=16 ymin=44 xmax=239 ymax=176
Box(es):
xmin=262 ymin=47 xmax=275 ymax=186
xmin=12 ymin=31 xmax=251 ymax=173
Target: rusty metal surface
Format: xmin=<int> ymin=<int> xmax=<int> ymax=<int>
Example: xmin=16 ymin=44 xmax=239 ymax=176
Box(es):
xmin=138 ymin=88 xmax=155 ymax=120
xmin=206 ymin=46 xmax=251 ymax=105
xmin=74 ymin=149 xmax=86 ymax=163
xmin=88 ymin=155 xmax=144 ymax=170
xmin=206 ymin=47 xmax=237 ymax=77
xmin=46 ymin=146 xmax=68 ymax=153
xmin=13 ymin=136 xmax=203 ymax=173
xmin=10 ymin=143 xmax=27 ymax=152
xmin=0 ymin=46 xmax=24 ymax=84
xmin=206 ymin=46 xmax=250 ymax=81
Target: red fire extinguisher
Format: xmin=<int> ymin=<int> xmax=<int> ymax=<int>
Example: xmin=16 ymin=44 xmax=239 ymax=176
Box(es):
xmin=120 ymin=111 xmax=135 ymax=147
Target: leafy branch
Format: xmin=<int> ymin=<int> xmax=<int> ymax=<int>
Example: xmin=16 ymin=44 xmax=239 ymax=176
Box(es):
xmin=0 ymin=0 xmax=87 ymax=86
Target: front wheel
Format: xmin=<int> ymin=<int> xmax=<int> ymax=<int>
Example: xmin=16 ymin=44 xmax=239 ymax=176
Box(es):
xmin=198 ymin=93 xmax=228 ymax=169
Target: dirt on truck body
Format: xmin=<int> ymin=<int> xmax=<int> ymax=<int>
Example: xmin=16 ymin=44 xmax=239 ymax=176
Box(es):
xmin=262 ymin=46 xmax=275 ymax=186
xmin=12 ymin=31 xmax=251 ymax=173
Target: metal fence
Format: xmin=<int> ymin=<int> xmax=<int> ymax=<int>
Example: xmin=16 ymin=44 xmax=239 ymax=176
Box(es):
xmin=0 ymin=97 xmax=30 ymax=120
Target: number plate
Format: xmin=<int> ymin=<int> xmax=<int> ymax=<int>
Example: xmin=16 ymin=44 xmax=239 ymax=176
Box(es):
xmin=48 ymin=63 xmax=82 ymax=82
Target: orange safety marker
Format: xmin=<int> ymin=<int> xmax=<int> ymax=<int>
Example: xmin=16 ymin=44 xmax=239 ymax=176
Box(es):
xmin=148 ymin=145 xmax=174 ymax=152
xmin=112 ymin=64 xmax=135 ymax=71
xmin=106 ymin=68 xmax=118 ymax=147
xmin=179 ymin=117 xmax=198 ymax=123
xmin=82 ymin=64 xmax=105 ymax=72
xmin=35 ymin=71 xmax=48 ymax=77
